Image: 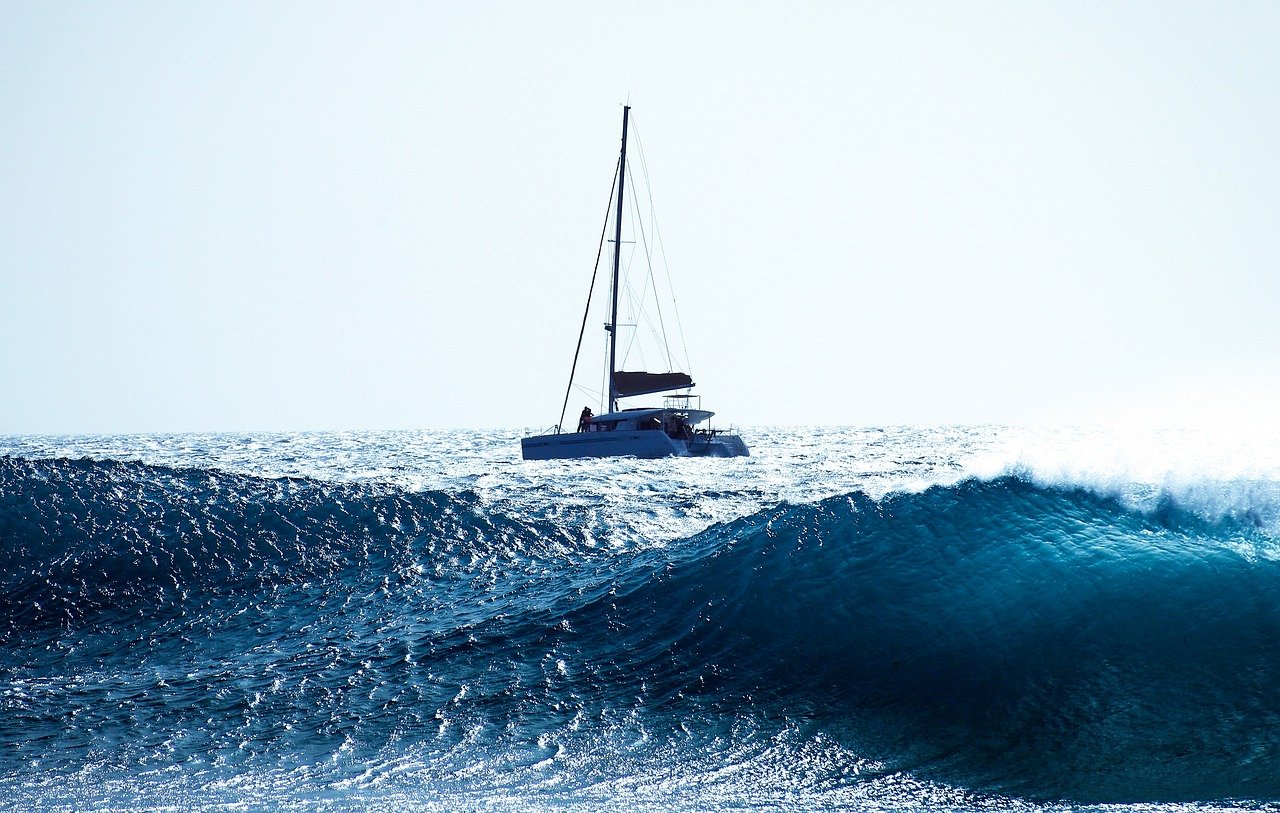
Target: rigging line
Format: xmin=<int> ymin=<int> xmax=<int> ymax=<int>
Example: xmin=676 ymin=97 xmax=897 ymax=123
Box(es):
xmin=572 ymin=381 xmax=603 ymax=410
xmin=628 ymin=120 xmax=682 ymax=373
xmin=557 ymin=157 xmax=620 ymax=433
xmin=651 ymin=198 xmax=694 ymax=376
xmin=630 ymin=120 xmax=673 ymax=366
xmin=598 ymin=330 xmax=610 ymax=414
xmin=626 ymin=125 xmax=673 ymax=370
xmin=618 ymin=202 xmax=649 ymax=369
xmin=621 ymin=233 xmax=644 ymax=366
xmin=618 ymin=200 xmax=661 ymax=373
xmin=625 ymin=157 xmax=674 ymax=371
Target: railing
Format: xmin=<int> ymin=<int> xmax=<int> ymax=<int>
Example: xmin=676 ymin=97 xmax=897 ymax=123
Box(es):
xmin=663 ymin=393 xmax=701 ymax=411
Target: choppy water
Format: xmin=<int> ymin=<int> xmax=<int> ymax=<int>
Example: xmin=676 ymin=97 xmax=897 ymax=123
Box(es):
xmin=4 ymin=425 xmax=1280 ymax=811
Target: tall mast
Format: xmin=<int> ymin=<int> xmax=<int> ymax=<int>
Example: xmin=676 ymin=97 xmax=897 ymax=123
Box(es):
xmin=607 ymin=105 xmax=630 ymax=414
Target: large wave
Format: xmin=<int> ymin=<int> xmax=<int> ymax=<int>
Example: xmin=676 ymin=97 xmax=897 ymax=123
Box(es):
xmin=0 ymin=456 xmax=573 ymax=631
xmin=4 ymin=455 xmax=1280 ymax=804
xmin=590 ymin=475 xmax=1280 ymax=802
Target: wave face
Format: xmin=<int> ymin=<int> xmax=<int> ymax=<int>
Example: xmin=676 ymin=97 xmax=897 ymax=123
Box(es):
xmin=653 ymin=476 xmax=1280 ymax=802
xmin=0 ymin=456 xmax=489 ymax=630
xmin=3 ymin=431 xmax=1280 ymax=811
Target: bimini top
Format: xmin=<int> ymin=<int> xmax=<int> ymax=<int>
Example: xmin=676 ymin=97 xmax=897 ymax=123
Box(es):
xmin=612 ymin=371 xmax=694 ymax=398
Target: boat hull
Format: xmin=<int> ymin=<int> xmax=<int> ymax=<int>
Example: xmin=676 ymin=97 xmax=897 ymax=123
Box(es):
xmin=521 ymin=430 xmax=748 ymax=460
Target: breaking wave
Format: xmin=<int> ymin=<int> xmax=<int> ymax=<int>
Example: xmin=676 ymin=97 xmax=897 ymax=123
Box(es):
xmin=4 ymin=454 xmax=1280 ymax=805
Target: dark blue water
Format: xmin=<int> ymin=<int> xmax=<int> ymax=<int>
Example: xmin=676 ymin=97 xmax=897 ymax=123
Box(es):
xmin=3 ymin=429 xmax=1280 ymax=811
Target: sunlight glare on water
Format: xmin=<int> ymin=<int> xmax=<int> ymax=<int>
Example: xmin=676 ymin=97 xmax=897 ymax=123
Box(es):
xmin=3 ymin=425 xmax=1280 ymax=811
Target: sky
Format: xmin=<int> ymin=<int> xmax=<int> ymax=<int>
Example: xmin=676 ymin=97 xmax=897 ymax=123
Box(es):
xmin=2 ymin=1 xmax=1278 ymax=433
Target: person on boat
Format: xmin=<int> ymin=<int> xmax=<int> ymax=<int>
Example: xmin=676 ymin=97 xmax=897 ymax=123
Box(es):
xmin=664 ymin=415 xmax=693 ymax=440
xmin=578 ymin=407 xmax=594 ymax=432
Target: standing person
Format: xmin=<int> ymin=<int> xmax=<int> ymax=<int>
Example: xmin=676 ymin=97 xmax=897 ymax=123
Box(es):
xmin=578 ymin=407 xmax=594 ymax=432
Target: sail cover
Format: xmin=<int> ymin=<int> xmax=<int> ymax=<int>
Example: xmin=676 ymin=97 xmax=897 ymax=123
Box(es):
xmin=612 ymin=371 xmax=694 ymax=398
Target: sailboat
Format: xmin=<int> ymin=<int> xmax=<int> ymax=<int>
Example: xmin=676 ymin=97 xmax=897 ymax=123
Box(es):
xmin=520 ymin=106 xmax=749 ymax=460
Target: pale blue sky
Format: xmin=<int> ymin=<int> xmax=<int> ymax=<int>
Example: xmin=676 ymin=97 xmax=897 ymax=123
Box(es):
xmin=2 ymin=2 xmax=1277 ymax=432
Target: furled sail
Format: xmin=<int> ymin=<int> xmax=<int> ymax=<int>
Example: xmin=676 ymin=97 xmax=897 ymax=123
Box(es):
xmin=612 ymin=371 xmax=694 ymax=398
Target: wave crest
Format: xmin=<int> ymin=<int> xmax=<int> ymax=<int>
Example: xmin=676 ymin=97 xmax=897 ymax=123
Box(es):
xmin=588 ymin=476 xmax=1280 ymax=801
xmin=0 ymin=456 xmax=509 ymax=629
xmin=7 ymin=454 xmax=1280 ymax=802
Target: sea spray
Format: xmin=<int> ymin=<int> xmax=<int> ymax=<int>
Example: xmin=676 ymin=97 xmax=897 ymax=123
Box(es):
xmin=3 ymin=427 xmax=1280 ymax=810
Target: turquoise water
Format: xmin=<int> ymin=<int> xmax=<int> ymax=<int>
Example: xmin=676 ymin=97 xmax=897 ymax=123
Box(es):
xmin=3 ymin=426 xmax=1280 ymax=811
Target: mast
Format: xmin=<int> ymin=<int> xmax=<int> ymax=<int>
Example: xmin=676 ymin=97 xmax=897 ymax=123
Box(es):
xmin=607 ymin=105 xmax=630 ymax=414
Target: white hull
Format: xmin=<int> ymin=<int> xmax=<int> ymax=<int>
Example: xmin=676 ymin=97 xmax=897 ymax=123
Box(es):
xmin=521 ymin=430 xmax=748 ymax=460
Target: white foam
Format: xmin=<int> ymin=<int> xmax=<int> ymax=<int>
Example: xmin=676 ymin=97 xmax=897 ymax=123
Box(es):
xmin=967 ymin=421 xmax=1280 ymax=530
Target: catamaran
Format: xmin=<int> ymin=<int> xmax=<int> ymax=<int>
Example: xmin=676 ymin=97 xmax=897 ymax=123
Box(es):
xmin=520 ymin=106 xmax=749 ymax=460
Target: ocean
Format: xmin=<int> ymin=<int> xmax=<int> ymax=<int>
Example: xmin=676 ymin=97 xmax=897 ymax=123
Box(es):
xmin=3 ymin=425 xmax=1280 ymax=812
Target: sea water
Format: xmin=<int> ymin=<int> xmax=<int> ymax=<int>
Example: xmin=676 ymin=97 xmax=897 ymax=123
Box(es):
xmin=3 ymin=425 xmax=1280 ymax=811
